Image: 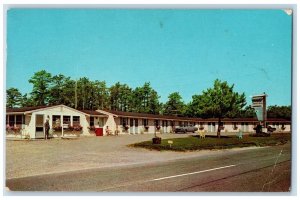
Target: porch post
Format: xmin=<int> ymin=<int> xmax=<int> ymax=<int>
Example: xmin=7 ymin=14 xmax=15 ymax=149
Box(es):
xmin=61 ymin=115 xmax=64 ymax=137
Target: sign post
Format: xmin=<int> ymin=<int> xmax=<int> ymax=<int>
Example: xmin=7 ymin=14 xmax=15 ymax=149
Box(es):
xmin=251 ymin=93 xmax=267 ymax=129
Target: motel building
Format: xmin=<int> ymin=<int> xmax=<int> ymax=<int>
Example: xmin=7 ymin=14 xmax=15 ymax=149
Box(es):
xmin=5 ymin=104 xmax=291 ymax=139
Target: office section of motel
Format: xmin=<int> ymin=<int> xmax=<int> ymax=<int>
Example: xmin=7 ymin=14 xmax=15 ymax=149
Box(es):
xmin=6 ymin=105 xmax=291 ymax=139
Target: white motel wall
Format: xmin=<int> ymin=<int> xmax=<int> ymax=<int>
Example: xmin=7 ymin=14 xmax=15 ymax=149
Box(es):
xmin=6 ymin=105 xmax=291 ymax=139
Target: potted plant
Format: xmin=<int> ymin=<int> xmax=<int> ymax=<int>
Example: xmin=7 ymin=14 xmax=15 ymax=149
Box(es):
xmin=6 ymin=124 xmax=12 ymax=135
xmin=88 ymin=126 xmax=95 ymax=132
xmin=124 ymin=124 xmax=129 ymax=131
xmin=156 ymin=125 xmax=161 ymax=131
xmin=152 ymin=136 xmax=161 ymax=144
xmin=153 ymin=125 xmax=161 ymax=144
xmin=73 ymin=125 xmax=83 ymax=131
xmin=144 ymin=125 xmax=149 ymax=131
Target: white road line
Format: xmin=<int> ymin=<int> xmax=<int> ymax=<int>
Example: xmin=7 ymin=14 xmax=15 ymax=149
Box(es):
xmin=148 ymin=164 xmax=236 ymax=182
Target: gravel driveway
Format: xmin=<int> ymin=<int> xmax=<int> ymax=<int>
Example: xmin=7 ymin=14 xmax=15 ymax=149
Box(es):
xmin=6 ymin=133 xmax=212 ymax=179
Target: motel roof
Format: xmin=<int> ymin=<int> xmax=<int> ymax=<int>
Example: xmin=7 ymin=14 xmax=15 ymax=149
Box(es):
xmin=6 ymin=105 xmax=90 ymax=116
xmin=80 ymin=110 xmax=107 ymax=116
xmin=6 ymin=105 xmax=49 ymax=113
xmin=102 ymin=110 xmax=291 ymax=123
xmin=103 ymin=110 xmax=203 ymax=121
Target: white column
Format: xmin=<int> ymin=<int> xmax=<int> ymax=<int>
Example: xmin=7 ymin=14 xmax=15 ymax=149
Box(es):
xmin=61 ymin=115 xmax=64 ymax=136
xmin=49 ymin=115 xmax=52 ymax=129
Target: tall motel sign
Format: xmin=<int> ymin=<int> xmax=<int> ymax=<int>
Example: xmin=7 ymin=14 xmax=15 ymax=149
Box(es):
xmin=251 ymin=93 xmax=267 ymax=131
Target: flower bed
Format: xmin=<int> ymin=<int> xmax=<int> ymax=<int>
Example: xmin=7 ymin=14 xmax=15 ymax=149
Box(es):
xmin=6 ymin=125 xmax=22 ymax=135
xmin=88 ymin=126 xmax=95 ymax=132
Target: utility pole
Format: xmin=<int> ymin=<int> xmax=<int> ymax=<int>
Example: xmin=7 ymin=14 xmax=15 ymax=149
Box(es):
xmin=75 ymin=65 xmax=78 ymax=109
xmin=75 ymin=79 xmax=77 ymax=109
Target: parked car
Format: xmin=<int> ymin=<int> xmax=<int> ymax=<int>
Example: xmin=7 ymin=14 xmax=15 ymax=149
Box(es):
xmin=253 ymin=124 xmax=276 ymax=135
xmin=174 ymin=126 xmax=198 ymax=133
xmin=267 ymin=126 xmax=276 ymax=133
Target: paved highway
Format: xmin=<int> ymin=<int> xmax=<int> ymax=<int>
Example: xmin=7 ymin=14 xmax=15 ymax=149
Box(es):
xmin=6 ymin=142 xmax=291 ymax=192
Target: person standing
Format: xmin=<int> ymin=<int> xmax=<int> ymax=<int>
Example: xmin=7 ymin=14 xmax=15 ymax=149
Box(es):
xmin=44 ymin=118 xmax=50 ymax=140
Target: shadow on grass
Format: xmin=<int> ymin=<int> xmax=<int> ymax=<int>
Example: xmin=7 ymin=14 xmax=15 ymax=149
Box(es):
xmin=191 ymin=135 xmax=231 ymax=139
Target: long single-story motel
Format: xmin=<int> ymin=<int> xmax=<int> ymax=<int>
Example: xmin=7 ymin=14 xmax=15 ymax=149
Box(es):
xmin=6 ymin=104 xmax=291 ymax=139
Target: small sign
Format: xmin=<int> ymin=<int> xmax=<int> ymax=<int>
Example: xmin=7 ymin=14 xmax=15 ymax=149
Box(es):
xmin=168 ymin=140 xmax=173 ymax=148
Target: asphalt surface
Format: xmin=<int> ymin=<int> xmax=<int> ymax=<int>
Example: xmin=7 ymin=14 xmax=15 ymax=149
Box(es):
xmin=6 ymin=141 xmax=291 ymax=192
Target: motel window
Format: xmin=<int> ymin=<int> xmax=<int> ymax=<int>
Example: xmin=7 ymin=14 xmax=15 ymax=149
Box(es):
xmin=200 ymin=122 xmax=204 ymax=128
xmin=73 ymin=116 xmax=80 ymax=125
xmin=233 ymin=122 xmax=238 ymax=129
xmin=155 ymin=120 xmax=160 ymax=127
xmin=274 ymin=123 xmax=280 ymax=129
xmin=134 ymin=119 xmax=138 ymax=127
xmin=9 ymin=115 xmax=15 ymax=126
xmin=130 ymin=118 xmax=134 ymax=127
xmin=15 ymin=115 xmax=23 ymax=125
xmin=53 ymin=115 xmax=61 ymax=127
xmin=143 ymin=119 xmax=148 ymax=126
xmin=170 ymin=121 xmax=174 ymax=127
xmin=121 ymin=117 xmax=128 ymax=126
xmin=63 ymin=116 xmax=71 ymax=125
xmin=90 ymin=117 xmax=95 ymax=127
xmin=98 ymin=118 xmax=105 ymax=127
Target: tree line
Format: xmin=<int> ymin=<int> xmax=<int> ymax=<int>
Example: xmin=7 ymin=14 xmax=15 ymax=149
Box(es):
xmin=7 ymin=70 xmax=291 ymax=122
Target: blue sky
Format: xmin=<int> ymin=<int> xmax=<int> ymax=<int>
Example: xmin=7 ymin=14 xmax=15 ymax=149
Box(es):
xmin=6 ymin=9 xmax=292 ymax=106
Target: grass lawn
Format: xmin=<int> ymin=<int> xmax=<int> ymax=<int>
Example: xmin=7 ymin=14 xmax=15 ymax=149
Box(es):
xmin=129 ymin=133 xmax=291 ymax=152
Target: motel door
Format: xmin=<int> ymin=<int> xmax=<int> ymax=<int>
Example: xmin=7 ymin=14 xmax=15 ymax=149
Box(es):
xmin=212 ymin=122 xmax=216 ymax=132
xmin=130 ymin=119 xmax=134 ymax=134
xmin=35 ymin=114 xmax=44 ymax=138
xmin=134 ymin=119 xmax=139 ymax=134
xmin=208 ymin=122 xmax=216 ymax=132
xmin=164 ymin=121 xmax=168 ymax=133
xmin=241 ymin=122 xmax=249 ymax=132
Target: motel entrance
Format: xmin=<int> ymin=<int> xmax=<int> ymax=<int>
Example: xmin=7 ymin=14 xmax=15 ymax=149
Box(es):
xmin=35 ymin=114 xmax=44 ymax=138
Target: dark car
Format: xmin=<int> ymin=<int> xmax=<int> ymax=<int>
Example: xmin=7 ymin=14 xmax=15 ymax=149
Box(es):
xmin=175 ymin=126 xmax=198 ymax=133
xmin=267 ymin=126 xmax=276 ymax=133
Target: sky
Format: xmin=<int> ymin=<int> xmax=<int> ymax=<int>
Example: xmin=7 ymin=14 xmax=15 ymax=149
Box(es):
xmin=6 ymin=9 xmax=292 ymax=106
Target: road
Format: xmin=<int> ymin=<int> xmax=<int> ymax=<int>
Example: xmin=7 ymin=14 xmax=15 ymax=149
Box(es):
xmin=6 ymin=142 xmax=291 ymax=192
